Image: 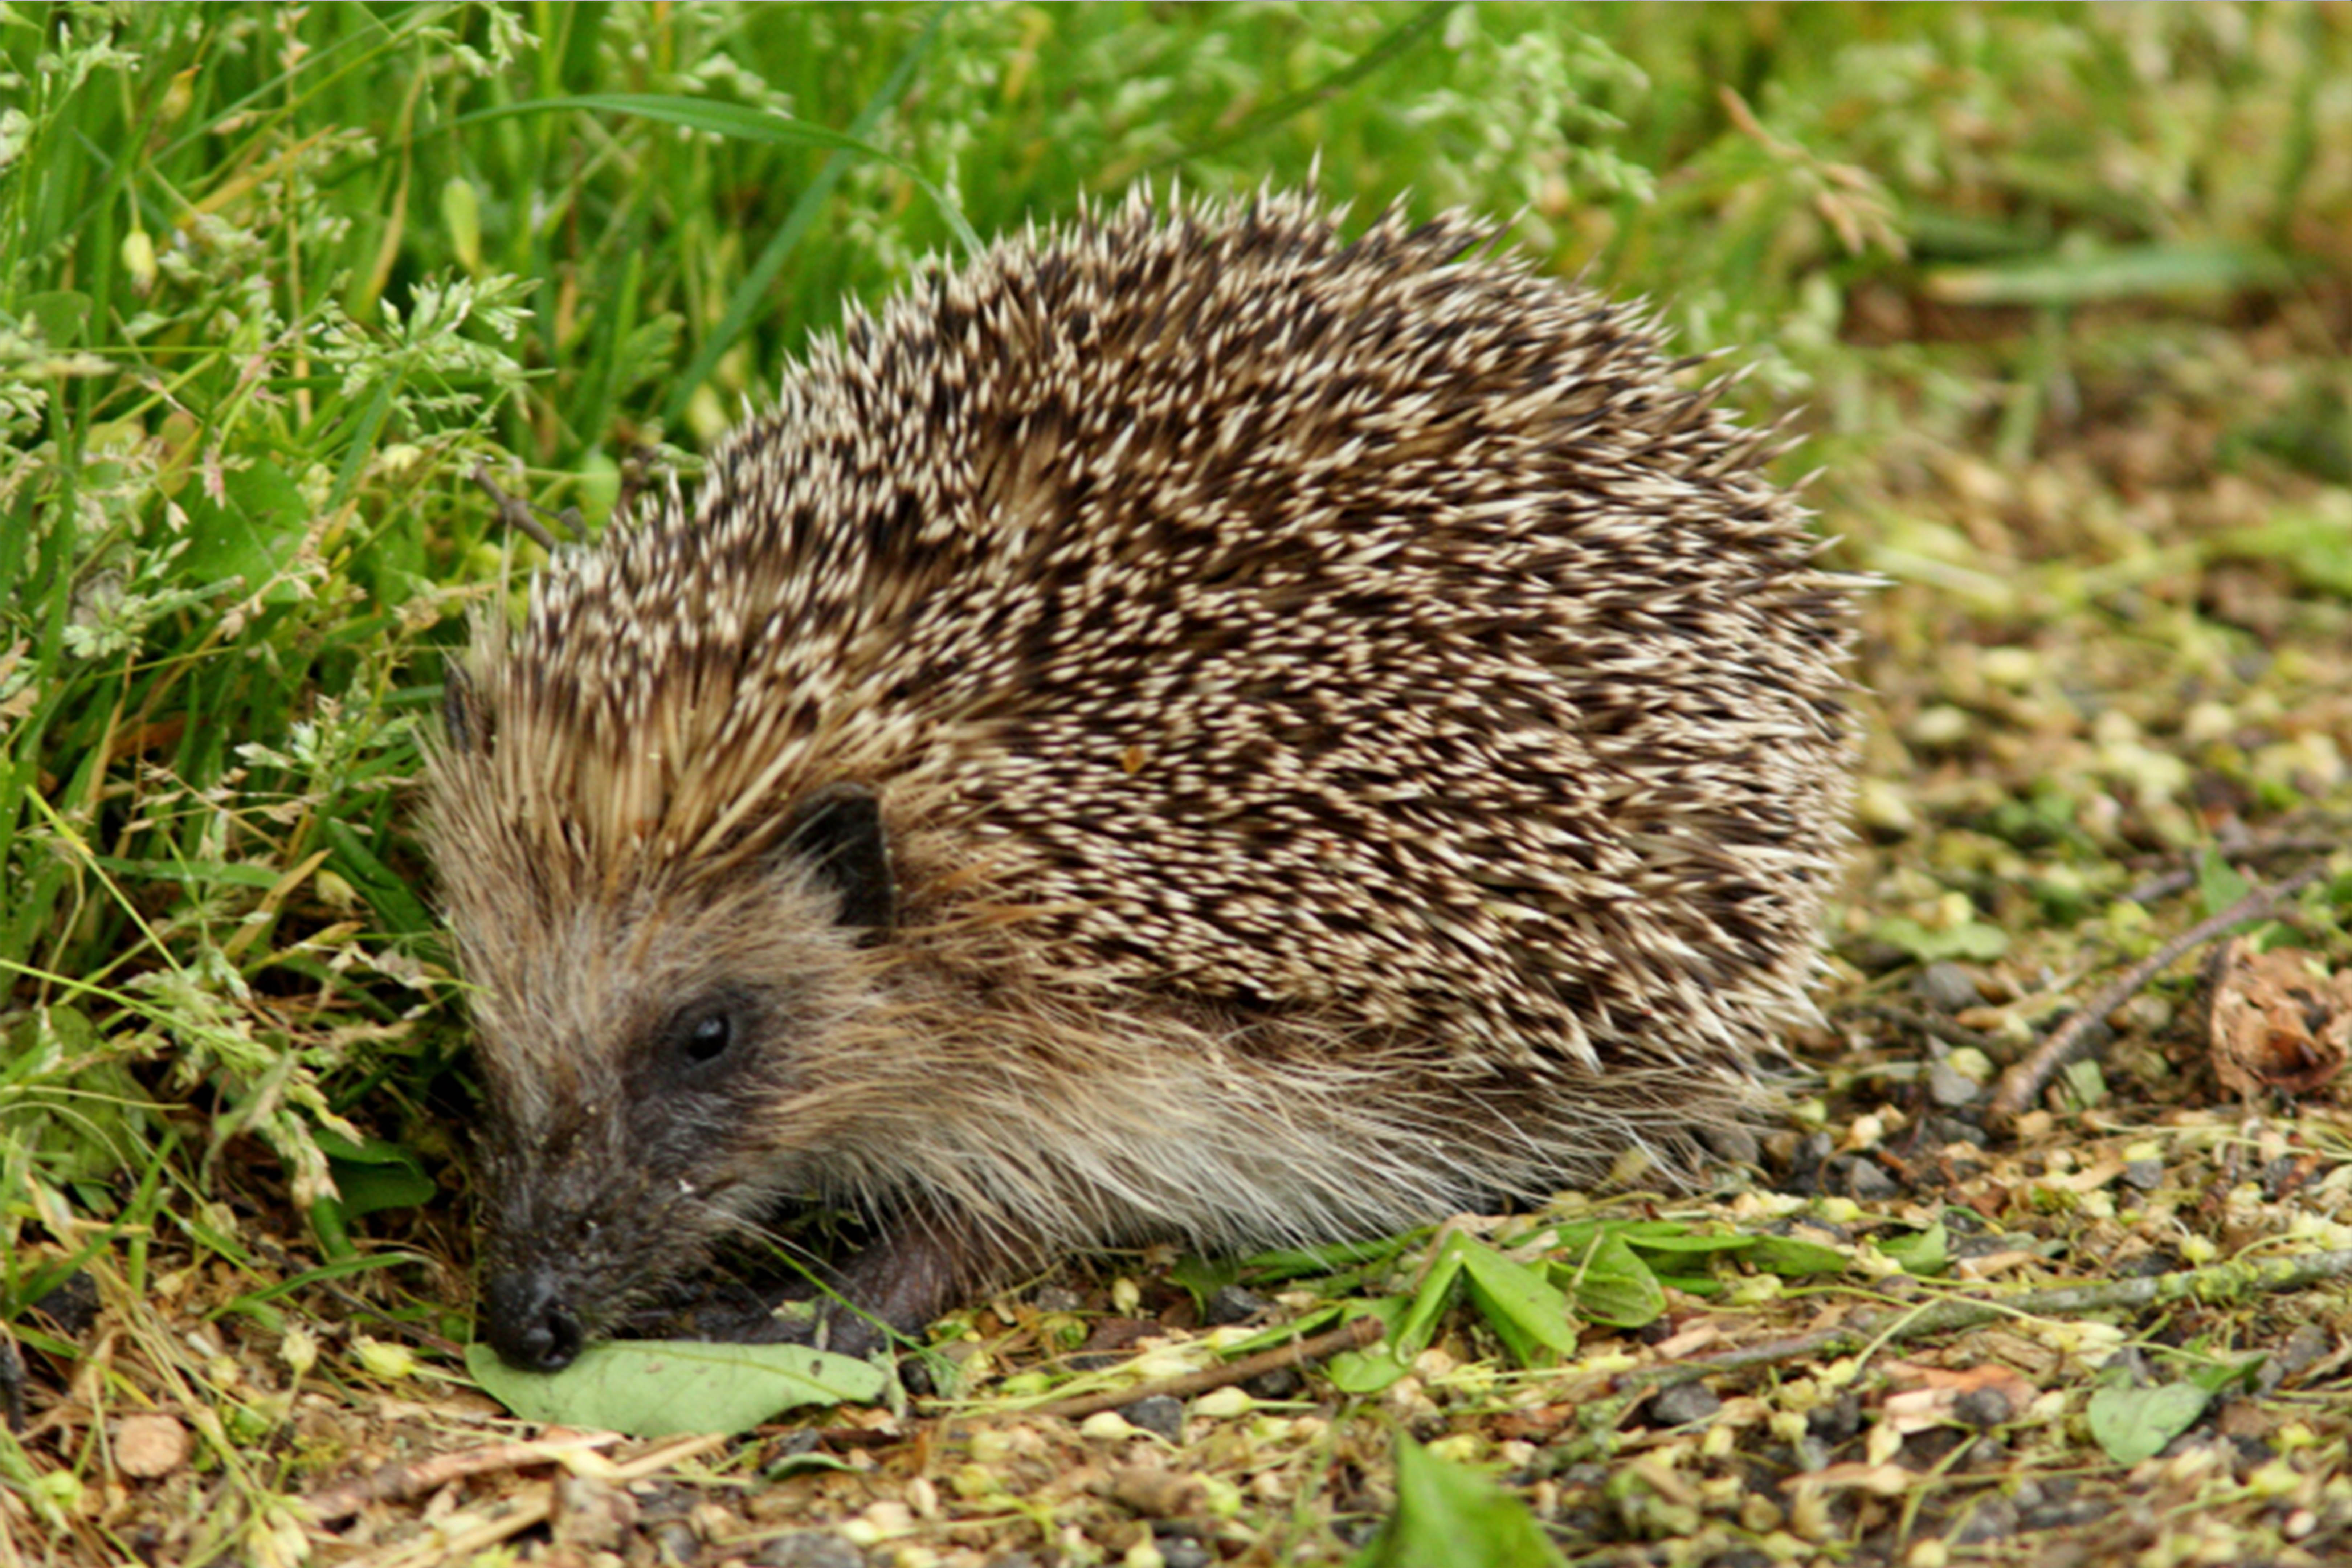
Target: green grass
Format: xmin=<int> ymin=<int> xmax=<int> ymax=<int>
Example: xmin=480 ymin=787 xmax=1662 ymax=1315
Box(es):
xmin=5 ymin=4 xmax=2352 ymax=1563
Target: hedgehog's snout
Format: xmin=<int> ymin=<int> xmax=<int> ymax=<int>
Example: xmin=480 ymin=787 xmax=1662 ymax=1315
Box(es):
xmin=481 ymin=1266 xmax=585 ymax=1372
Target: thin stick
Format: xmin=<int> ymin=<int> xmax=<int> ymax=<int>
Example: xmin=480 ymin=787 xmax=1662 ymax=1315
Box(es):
xmin=1621 ymin=1246 xmax=2352 ymax=1395
xmin=302 ymin=1430 xmax=626 ymax=1524
xmin=2125 ymin=834 xmax=2347 ymax=905
xmin=1987 ymin=862 xmax=2330 ymax=1127
xmin=1844 ymin=1002 xmax=2002 ymax=1052
xmin=317 ymin=1432 xmax=730 ymax=1567
xmin=1032 ymin=1314 xmax=1386 ymax=1421
xmin=469 ymin=462 xmax=588 ymax=551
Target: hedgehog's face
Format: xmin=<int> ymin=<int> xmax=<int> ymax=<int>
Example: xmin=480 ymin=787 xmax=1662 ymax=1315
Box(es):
xmin=458 ymin=785 xmax=902 ymax=1372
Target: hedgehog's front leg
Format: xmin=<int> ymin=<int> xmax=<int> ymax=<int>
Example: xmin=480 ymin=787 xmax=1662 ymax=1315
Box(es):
xmin=811 ymin=1224 xmax=974 ymax=1356
xmin=667 ymin=1218 xmax=979 ymax=1359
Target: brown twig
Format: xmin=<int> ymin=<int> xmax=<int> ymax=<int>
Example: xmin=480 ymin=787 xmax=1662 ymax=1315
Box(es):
xmin=1617 ymin=1247 xmax=2352 ymax=1396
xmin=469 ymin=462 xmax=587 ymax=551
xmin=323 ymin=1432 xmax=729 ymax=1568
xmin=1987 ymin=861 xmax=2331 ymax=1127
xmin=1031 ymin=1314 xmax=1385 ymax=1421
xmin=2124 ymin=834 xmax=2347 ymax=906
xmin=1842 ymin=1002 xmax=2002 ymax=1052
xmin=302 ymin=1430 xmax=626 ymax=1524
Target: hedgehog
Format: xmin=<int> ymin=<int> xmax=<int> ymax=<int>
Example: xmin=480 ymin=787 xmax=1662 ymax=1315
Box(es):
xmin=425 ymin=189 xmax=1859 ymax=1372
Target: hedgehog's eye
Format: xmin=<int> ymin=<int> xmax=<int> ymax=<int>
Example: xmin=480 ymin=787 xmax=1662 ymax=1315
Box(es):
xmin=684 ymin=1010 xmax=732 ymax=1064
xmin=658 ymin=997 xmax=747 ymax=1079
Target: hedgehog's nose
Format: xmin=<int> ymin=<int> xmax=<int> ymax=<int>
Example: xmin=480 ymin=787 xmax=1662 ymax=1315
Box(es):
xmin=481 ymin=1269 xmax=585 ymax=1372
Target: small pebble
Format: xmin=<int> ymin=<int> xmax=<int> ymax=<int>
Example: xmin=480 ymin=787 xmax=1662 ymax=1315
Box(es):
xmin=1952 ymin=1387 xmax=2012 ymax=1429
xmin=2022 ymin=1498 xmax=2108 ymax=1531
xmin=1154 ymin=1534 xmax=1214 ymax=1568
xmin=755 ymin=1531 xmax=865 ymax=1568
xmin=2227 ymin=1431 xmax=2274 ymax=1467
xmin=2278 ymin=1323 xmax=2333 ymax=1377
xmin=1241 ymin=1365 xmax=1304 ymax=1401
xmin=1925 ymin=1059 xmax=1980 ymax=1108
xmin=1808 ymin=1394 xmax=1863 ymax=1444
xmin=1927 ymin=1114 xmax=1988 ymax=1150
xmin=2262 ymin=1155 xmax=2310 ymax=1199
xmin=1837 ymin=1157 xmax=1901 ymax=1202
xmin=1206 ymin=1285 xmax=1271 ymax=1326
xmin=1954 ymin=1494 xmax=2020 ymax=1546
xmin=1912 ymin=961 xmax=1981 ymax=1011
xmin=1642 ymin=1382 xmax=1721 ymax=1428
xmin=113 ymin=1413 xmax=191 ymax=1479
xmin=650 ymin=1519 xmax=701 ymax=1564
xmin=1125 ymin=1395 xmax=1185 ymax=1442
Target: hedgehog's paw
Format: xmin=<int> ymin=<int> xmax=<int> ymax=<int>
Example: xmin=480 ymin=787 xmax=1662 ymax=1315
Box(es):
xmin=644 ymin=1221 xmax=976 ymax=1360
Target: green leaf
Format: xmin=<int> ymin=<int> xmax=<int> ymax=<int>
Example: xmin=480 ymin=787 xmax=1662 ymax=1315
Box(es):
xmin=1327 ymin=1348 xmax=1413 ymax=1395
xmin=1744 ymin=1233 xmax=1854 ymax=1278
xmin=465 ymin=1338 xmax=887 ymax=1437
xmin=1556 ymin=1232 xmax=1667 ymax=1328
xmin=2061 ymin=1058 xmax=2108 ymax=1109
xmin=1873 ymin=1220 xmax=1949 ymax=1277
xmin=20 ymin=290 xmax=92 ymax=348
xmin=1604 ymin=1223 xmax=1747 ymax=1255
xmin=1453 ymin=1237 xmax=1577 ymax=1366
xmin=1872 ymin=915 xmax=2010 ymax=964
xmin=1326 ymin=1300 xmax=1413 ymax=1394
xmin=1389 ymin=1241 xmax=1468 ymax=1361
xmin=215 ymin=1250 xmax=423 ymax=1323
xmin=313 ymin=1129 xmax=433 ymax=1257
xmin=176 ymin=458 xmax=310 ymax=603
xmin=319 ymin=1130 xmax=436 ymax=1218
xmin=322 ymin=817 xmax=436 ymax=938
xmin=1240 ymin=1234 xmax=1417 ymax=1283
xmin=2086 ymin=1383 xmax=2210 ymax=1466
xmin=2188 ymin=1355 xmax=2266 ymax=1397
xmin=2194 ymin=854 xmax=2255 ymax=919
xmin=1353 ymin=1433 xmax=1566 ymax=1568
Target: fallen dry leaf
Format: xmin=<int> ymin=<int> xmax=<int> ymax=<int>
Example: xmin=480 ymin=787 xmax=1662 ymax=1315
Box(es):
xmin=1878 ymin=1361 xmax=2037 ymax=1433
xmin=2206 ymin=940 xmax=2352 ymax=1097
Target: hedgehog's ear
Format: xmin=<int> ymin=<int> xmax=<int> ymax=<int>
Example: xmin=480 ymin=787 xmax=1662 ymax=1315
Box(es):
xmin=779 ymin=782 xmax=896 ymax=935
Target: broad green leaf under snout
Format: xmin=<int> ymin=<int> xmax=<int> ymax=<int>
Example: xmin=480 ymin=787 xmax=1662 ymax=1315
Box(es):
xmin=466 ymin=1338 xmax=888 ymax=1437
